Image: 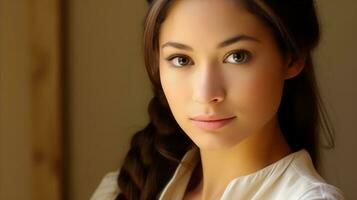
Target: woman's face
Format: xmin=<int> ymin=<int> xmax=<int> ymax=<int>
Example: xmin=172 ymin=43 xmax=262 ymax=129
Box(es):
xmin=159 ymin=0 xmax=302 ymax=150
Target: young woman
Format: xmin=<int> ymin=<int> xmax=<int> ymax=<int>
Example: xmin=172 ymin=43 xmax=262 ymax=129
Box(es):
xmin=91 ymin=0 xmax=345 ymax=199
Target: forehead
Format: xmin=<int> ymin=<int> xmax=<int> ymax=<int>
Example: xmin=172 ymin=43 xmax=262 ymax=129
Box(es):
xmin=159 ymin=0 xmax=271 ymax=49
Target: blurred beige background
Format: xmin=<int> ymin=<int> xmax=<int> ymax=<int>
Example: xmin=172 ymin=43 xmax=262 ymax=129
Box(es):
xmin=1 ymin=0 xmax=356 ymax=200
xmin=66 ymin=1 xmax=150 ymax=199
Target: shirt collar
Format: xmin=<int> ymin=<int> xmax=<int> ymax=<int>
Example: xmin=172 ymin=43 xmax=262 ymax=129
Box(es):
xmin=159 ymin=146 xmax=200 ymax=200
xmin=158 ymin=146 xmax=309 ymax=200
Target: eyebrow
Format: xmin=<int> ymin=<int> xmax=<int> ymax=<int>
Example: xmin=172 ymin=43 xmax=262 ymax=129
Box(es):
xmin=161 ymin=34 xmax=261 ymax=51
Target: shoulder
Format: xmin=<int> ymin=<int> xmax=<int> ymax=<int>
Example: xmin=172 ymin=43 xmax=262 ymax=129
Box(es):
xmin=295 ymin=183 xmax=345 ymax=200
xmin=90 ymin=170 xmax=120 ymax=200
xmin=283 ymin=150 xmax=345 ymax=199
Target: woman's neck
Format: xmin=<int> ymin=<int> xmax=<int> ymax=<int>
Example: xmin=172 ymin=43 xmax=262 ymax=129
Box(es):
xmin=184 ymin=119 xmax=292 ymax=200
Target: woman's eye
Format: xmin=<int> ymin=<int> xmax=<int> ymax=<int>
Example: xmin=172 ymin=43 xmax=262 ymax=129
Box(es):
xmin=165 ymin=50 xmax=250 ymax=68
xmin=224 ymin=50 xmax=251 ymax=64
xmin=166 ymin=55 xmax=193 ymax=68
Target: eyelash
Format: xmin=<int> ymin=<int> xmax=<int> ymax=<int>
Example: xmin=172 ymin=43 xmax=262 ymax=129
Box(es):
xmin=165 ymin=49 xmax=252 ymax=68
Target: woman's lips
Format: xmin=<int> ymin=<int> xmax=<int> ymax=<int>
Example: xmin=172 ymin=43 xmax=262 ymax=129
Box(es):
xmin=190 ymin=116 xmax=236 ymax=131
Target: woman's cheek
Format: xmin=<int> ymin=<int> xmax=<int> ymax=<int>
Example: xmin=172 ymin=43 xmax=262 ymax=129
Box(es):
xmin=161 ymin=74 xmax=189 ymax=120
xmin=239 ymin=72 xmax=283 ymax=124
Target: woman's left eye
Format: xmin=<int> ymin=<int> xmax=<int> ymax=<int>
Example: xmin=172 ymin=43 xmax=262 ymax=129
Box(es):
xmin=224 ymin=50 xmax=251 ymax=64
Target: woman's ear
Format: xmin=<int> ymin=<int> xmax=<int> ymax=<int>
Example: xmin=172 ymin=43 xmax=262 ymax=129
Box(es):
xmin=284 ymin=55 xmax=306 ymax=80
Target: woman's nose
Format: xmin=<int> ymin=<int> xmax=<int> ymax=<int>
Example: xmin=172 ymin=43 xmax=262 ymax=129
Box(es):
xmin=192 ymin=65 xmax=226 ymax=104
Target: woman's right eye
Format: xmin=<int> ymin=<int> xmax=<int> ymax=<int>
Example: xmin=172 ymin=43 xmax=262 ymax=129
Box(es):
xmin=165 ymin=55 xmax=193 ymax=68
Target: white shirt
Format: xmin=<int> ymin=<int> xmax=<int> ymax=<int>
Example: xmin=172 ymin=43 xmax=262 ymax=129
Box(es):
xmin=91 ymin=147 xmax=345 ymax=200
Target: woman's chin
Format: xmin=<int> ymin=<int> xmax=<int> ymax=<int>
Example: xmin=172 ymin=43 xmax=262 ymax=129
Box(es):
xmin=189 ymin=133 xmax=250 ymax=151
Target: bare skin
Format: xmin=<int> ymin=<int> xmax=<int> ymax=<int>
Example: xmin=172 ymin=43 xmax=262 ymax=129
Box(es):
xmin=159 ymin=0 xmax=304 ymax=199
xmin=183 ymin=118 xmax=292 ymax=200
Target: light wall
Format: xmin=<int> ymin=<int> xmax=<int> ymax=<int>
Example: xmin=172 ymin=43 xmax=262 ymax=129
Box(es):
xmin=0 ymin=0 xmax=62 ymax=199
xmin=0 ymin=2 xmax=32 ymax=199
xmin=67 ymin=1 xmax=357 ymax=199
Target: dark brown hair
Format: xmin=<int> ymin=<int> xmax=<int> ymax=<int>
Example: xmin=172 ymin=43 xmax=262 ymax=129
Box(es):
xmin=115 ymin=0 xmax=335 ymax=199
